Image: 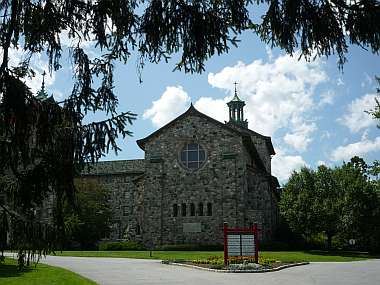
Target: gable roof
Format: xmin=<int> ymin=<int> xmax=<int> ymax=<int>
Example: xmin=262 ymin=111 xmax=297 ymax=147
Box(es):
xmin=137 ymin=104 xmax=275 ymax=156
xmin=81 ymin=159 xmax=145 ymax=176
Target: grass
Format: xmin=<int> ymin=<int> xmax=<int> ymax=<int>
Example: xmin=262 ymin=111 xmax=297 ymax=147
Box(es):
xmin=0 ymin=258 xmax=97 ymax=285
xmin=50 ymin=250 xmax=378 ymax=262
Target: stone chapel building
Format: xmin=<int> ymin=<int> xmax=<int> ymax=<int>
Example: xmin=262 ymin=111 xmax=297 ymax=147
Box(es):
xmin=82 ymin=90 xmax=280 ymax=248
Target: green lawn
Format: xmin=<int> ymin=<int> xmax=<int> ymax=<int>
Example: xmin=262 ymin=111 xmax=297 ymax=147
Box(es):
xmin=50 ymin=250 xmax=378 ymax=262
xmin=0 ymin=258 xmax=97 ymax=285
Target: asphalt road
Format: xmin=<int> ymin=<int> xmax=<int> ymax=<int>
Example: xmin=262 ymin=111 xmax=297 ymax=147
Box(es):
xmin=7 ymin=254 xmax=380 ymax=285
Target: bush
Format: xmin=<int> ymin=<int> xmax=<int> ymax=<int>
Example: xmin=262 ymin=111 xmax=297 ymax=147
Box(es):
xmin=98 ymin=241 xmax=146 ymax=251
xmin=155 ymin=244 xmax=223 ymax=251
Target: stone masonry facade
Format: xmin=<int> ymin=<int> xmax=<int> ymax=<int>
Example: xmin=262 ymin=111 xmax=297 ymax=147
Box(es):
xmin=81 ymin=98 xmax=280 ymax=248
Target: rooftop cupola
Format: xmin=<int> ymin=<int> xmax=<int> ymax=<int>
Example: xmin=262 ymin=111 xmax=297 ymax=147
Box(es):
xmin=36 ymin=71 xmax=48 ymax=101
xmin=227 ymin=82 xmax=248 ymax=128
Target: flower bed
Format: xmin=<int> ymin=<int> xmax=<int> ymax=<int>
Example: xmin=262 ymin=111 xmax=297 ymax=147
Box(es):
xmin=163 ymin=256 xmax=307 ymax=272
xmin=191 ymin=256 xmax=277 ymax=270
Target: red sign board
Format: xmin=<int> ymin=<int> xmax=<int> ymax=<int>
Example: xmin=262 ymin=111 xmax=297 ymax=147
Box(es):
xmin=223 ymin=223 xmax=259 ymax=265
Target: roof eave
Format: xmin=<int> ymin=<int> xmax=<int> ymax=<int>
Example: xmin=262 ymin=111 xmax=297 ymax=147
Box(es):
xmin=136 ymin=103 xmax=243 ymax=150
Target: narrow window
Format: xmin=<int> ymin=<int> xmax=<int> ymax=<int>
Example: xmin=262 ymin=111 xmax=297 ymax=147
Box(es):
xmin=198 ymin=202 xmax=204 ymax=216
xmin=182 ymin=203 xmax=187 ymax=217
xmin=190 ymin=203 xmax=195 ymax=216
xmin=123 ymin=206 xmax=129 ymax=216
xmin=136 ymin=224 xmax=141 ymax=235
xmin=173 ymin=204 xmax=178 ymax=217
xmin=207 ymin=203 xmax=212 ymax=216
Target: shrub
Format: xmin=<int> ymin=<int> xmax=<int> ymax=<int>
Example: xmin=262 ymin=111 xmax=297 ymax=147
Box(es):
xmin=98 ymin=241 xmax=145 ymax=251
xmin=259 ymin=241 xmax=291 ymax=251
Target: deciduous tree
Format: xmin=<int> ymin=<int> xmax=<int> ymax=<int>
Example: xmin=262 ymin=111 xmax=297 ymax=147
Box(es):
xmin=281 ymin=157 xmax=380 ymax=251
xmin=64 ymin=180 xmax=112 ymax=250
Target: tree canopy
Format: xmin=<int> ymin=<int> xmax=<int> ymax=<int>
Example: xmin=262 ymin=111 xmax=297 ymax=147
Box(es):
xmin=64 ymin=179 xmax=112 ymax=250
xmin=368 ymin=77 xmax=380 ymax=128
xmin=280 ymin=157 xmax=380 ymax=251
xmin=1 ymin=0 xmax=380 ymax=265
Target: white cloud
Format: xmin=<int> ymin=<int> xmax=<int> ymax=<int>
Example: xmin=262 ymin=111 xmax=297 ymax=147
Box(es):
xmin=320 ymin=130 xmax=331 ymax=140
xmin=337 ymin=93 xmax=378 ymax=133
xmin=144 ymin=52 xmax=330 ymax=163
xmin=361 ymin=129 xmax=369 ymax=141
xmin=194 ymin=97 xmax=230 ymax=123
xmin=271 ymin=149 xmax=307 ymax=183
xmin=60 ymin=30 xmax=94 ymax=49
xmin=204 ymin=52 xmax=328 ymax=152
xmin=319 ymin=90 xmax=335 ymax=106
xmin=207 ymin=54 xmax=327 ymax=138
xmin=59 ymin=30 xmax=98 ymax=60
xmin=317 ymin=160 xmax=327 ymax=166
xmin=361 ymin=72 xmax=373 ymax=88
xmin=331 ymin=136 xmax=380 ymax=161
xmin=283 ymin=118 xmax=317 ymax=151
xmin=143 ymin=85 xmax=191 ymax=127
xmin=265 ymin=46 xmax=274 ymax=61
xmin=283 ymin=130 xmax=313 ymax=151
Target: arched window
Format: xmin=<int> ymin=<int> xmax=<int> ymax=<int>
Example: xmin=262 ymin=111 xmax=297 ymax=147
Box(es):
xmin=181 ymin=203 xmax=187 ymax=216
xmin=190 ymin=203 xmax=195 ymax=216
xmin=207 ymin=203 xmax=212 ymax=216
xmin=198 ymin=202 xmax=204 ymax=216
xmin=180 ymin=143 xmax=206 ymax=170
xmin=173 ymin=204 xmax=178 ymax=217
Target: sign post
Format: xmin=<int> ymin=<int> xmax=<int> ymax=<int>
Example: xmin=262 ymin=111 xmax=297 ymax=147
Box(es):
xmin=223 ymin=222 xmax=259 ymax=266
xmin=223 ymin=222 xmax=228 ymax=266
xmin=253 ymin=223 xmax=258 ymax=263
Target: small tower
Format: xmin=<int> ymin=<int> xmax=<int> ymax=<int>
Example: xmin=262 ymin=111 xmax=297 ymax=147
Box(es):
xmin=36 ymin=71 xmax=48 ymax=101
xmin=227 ymin=82 xmax=248 ymax=128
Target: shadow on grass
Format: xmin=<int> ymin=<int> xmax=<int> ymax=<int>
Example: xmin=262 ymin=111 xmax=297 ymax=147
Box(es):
xmin=0 ymin=261 xmax=32 ymax=278
xmin=303 ymin=250 xmax=380 ymax=259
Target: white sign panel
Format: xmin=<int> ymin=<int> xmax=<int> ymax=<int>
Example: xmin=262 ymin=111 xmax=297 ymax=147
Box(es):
xmin=241 ymin=234 xmax=255 ymax=256
xmin=227 ymin=234 xmax=255 ymax=256
xmin=227 ymin=235 xmax=241 ymax=256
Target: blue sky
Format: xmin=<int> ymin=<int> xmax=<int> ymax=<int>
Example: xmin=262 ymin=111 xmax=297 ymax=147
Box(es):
xmin=10 ymin=31 xmax=380 ymax=183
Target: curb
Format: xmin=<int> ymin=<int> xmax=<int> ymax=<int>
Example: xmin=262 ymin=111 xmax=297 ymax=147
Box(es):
xmin=164 ymin=261 xmax=309 ymax=273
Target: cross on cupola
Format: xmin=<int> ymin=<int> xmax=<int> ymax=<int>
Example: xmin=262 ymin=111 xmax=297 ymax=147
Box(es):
xmin=36 ymin=71 xmax=49 ymax=101
xmin=227 ymin=82 xmax=248 ymax=128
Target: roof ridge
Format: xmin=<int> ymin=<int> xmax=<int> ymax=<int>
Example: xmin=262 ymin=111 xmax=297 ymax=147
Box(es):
xmin=137 ymin=104 xmax=274 ymax=155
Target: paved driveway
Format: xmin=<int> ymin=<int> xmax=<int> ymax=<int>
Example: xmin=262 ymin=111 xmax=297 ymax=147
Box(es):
xmin=8 ymin=254 xmax=380 ymax=285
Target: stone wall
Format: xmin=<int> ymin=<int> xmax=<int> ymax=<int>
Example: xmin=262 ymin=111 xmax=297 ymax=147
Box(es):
xmin=245 ymin=167 xmax=279 ymax=240
xmin=76 ymin=114 xmax=279 ymax=248
xmin=140 ymin=113 xmax=275 ymax=247
xmin=81 ymin=159 xmax=144 ymax=240
xmin=6 ymin=107 xmax=278 ymax=248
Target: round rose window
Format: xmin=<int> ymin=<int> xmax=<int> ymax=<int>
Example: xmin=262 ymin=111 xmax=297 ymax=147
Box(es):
xmin=180 ymin=143 xmax=206 ymax=170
